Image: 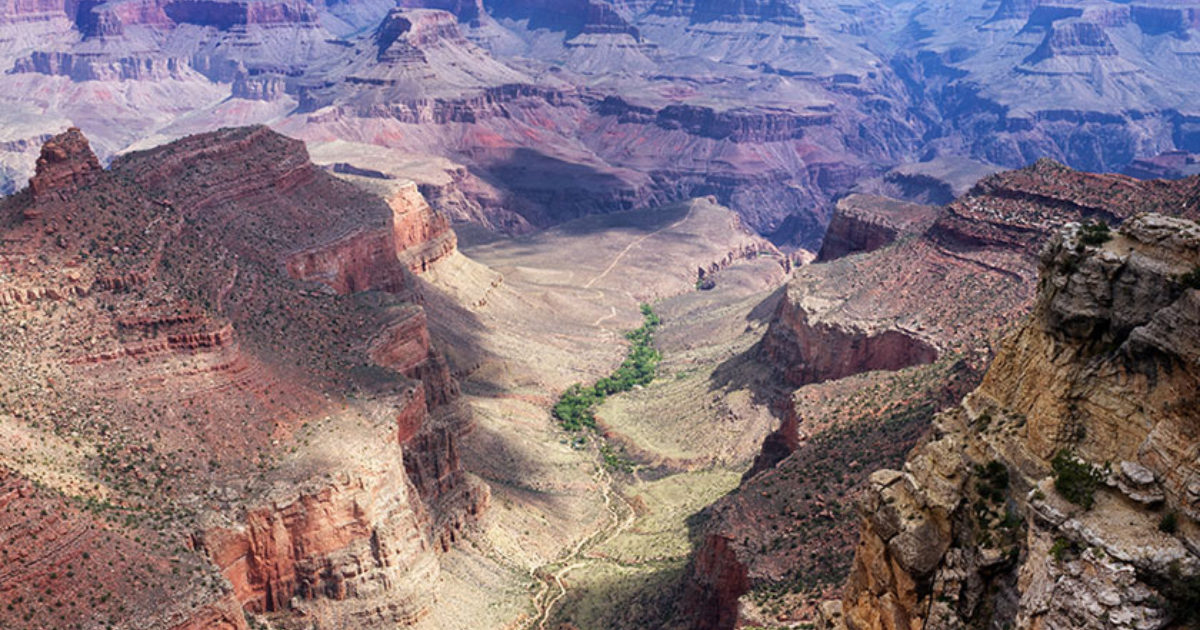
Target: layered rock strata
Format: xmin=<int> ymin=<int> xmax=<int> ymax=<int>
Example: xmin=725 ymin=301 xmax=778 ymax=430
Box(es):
xmin=836 ymin=214 xmax=1200 ymax=630
xmin=0 ymin=126 xmax=486 ymax=629
xmin=680 ymin=161 xmax=1200 ymax=628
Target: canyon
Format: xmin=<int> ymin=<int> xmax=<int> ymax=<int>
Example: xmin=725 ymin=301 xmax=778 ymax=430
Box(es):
xmin=831 ymin=214 xmax=1200 ymax=630
xmin=5 ymin=122 xmax=1199 ymax=630
xmin=2 ymin=2 xmax=1200 ymax=629
xmin=3 ymin=1 xmax=1200 ymax=250
xmin=0 ymin=126 xmax=486 ymax=629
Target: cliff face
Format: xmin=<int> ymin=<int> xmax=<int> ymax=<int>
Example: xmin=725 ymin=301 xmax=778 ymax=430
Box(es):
xmin=201 ymin=452 xmax=440 ymax=623
xmin=816 ymin=194 xmax=939 ymax=262
xmin=679 ymin=160 xmax=1200 ymax=628
xmin=835 ymin=214 xmax=1200 ymax=630
xmin=761 ymin=292 xmax=939 ymax=388
xmin=0 ymin=127 xmax=485 ymax=629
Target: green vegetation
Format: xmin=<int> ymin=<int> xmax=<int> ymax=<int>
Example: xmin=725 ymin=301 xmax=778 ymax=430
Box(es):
xmin=1179 ymin=265 xmax=1200 ymax=291
xmin=974 ymin=460 xmax=1010 ymax=504
xmin=1079 ymin=219 xmax=1112 ymax=246
xmin=1159 ymin=511 xmax=1180 ymax=535
xmin=1050 ymin=536 xmax=1080 ymax=563
xmin=1051 ymin=450 xmax=1103 ymax=510
xmin=554 ymin=304 xmax=662 ymax=432
xmin=1160 ymin=562 xmax=1200 ymax=628
xmin=599 ymin=443 xmax=634 ymax=473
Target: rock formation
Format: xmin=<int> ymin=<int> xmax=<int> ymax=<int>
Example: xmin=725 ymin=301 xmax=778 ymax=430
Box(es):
xmin=28 ymin=127 xmax=101 ymax=200
xmin=833 ymin=214 xmax=1200 ymax=630
xmin=677 ymin=160 xmax=1200 ymax=628
xmin=0 ymin=126 xmax=486 ymax=629
xmin=816 ymin=194 xmax=939 ymax=262
xmin=2 ymin=0 xmax=1200 ymax=249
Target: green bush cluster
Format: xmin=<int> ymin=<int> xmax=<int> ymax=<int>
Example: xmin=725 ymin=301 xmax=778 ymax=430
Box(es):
xmin=1179 ymin=265 xmax=1200 ymax=291
xmin=1159 ymin=512 xmax=1180 ymax=534
xmin=554 ymin=304 xmax=662 ymax=431
xmin=974 ymin=460 xmax=1010 ymax=504
xmin=1079 ymin=219 xmax=1112 ymax=246
xmin=1051 ymin=450 xmax=1103 ymax=509
xmin=600 ymin=443 xmax=634 ymax=473
xmin=1050 ymin=536 xmax=1080 ymax=562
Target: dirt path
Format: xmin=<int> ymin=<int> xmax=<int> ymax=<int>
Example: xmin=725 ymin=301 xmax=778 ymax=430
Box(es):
xmin=583 ymin=205 xmax=693 ymax=289
xmin=527 ymin=456 xmax=637 ymax=630
xmin=591 ymin=306 xmax=617 ymax=327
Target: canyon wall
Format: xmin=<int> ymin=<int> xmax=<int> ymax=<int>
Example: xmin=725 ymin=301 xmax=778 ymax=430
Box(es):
xmin=676 ymin=160 xmax=1200 ymax=628
xmin=760 ymin=292 xmax=938 ymax=388
xmin=816 ymin=194 xmax=939 ymax=262
xmin=0 ymin=126 xmax=485 ymax=629
xmin=834 ymin=214 xmax=1200 ymax=630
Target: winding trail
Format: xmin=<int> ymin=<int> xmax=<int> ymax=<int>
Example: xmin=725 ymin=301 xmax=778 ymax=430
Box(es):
xmin=583 ymin=205 xmax=694 ymax=289
xmin=591 ymin=306 xmax=618 ymax=327
xmin=526 ymin=456 xmax=637 ymax=630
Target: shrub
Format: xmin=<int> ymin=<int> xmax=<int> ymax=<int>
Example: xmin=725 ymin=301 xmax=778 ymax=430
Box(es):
xmin=1159 ymin=512 xmax=1179 ymax=535
xmin=1051 ymin=450 xmax=1102 ymax=509
xmin=1179 ymin=266 xmax=1200 ymax=291
xmin=1050 ymin=536 xmax=1079 ymax=562
xmin=974 ymin=459 xmax=1010 ymax=503
xmin=1163 ymin=564 xmax=1200 ymax=628
xmin=554 ymin=305 xmax=661 ymax=432
xmin=1079 ymin=220 xmax=1112 ymax=246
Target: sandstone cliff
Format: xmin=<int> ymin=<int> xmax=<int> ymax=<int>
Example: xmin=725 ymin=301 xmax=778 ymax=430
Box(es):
xmin=816 ymin=194 xmax=939 ymax=262
xmin=834 ymin=214 xmax=1200 ymax=630
xmin=0 ymin=126 xmax=486 ymax=629
xmin=680 ymin=161 xmax=1200 ymax=628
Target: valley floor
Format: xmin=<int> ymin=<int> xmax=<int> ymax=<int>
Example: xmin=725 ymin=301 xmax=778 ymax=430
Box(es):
xmin=413 ymin=198 xmax=792 ymax=629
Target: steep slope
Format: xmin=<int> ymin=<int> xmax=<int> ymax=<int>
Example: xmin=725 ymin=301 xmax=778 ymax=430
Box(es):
xmin=675 ymin=161 xmax=1200 ymax=628
xmin=5 ymin=0 xmax=1200 ymax=249
xmin=897 ymin=0 xmax=1200 ymax=172
xmin=0 ymin=126 xmax=485 ymax=629
xmin=834 ymin=213 xmax=1200 ymax=630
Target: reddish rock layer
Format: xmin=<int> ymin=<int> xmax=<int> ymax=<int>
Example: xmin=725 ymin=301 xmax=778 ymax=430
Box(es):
xmin=0 ymin=127 xmax=484 ymax=629
xmin=816 ymin=194 xmax=939 ymax=262
xmin=28 ymin=127 xmax=101 ymax=200
xmin=760 ymin=296 xmax=939 ymax=388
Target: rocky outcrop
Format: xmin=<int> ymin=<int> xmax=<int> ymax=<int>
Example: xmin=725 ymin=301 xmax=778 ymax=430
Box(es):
xmin=485 ymin=0 xmax=640 ymax=38
xmin=11 ymin=51 xmax=191 ymax=81
xmin=595 ymin=96 xmax=833 ymax=144
xmin=677 ymin=534 xmax=750 ymax=630
xmin=231 ymin=68 xmax=288 ymax=100
xmin=1123 ymin=150 xmax=1200 ymax=180
xmin=929 ymin=159 xmax=1200 ymax=256
xmin=389 ymin=180 xmax=457 ymax=273
xmin=397 ymin=0 xmax=483 ymax=25
xmin=817 ymin=194 xmax=938 ymax=262
xmin=835 ymin=214 xmax=1200 ymax=630
xmin=0 ymin=127 xmax=487 ymax=629
xmin=374 ymin=8 xmax=463 ymax=62
xmin=1131 ymin=5 xmax=1200 ymax=35
xmin=1024 ymin=21 xmax=1117 ymax=65
xmin=285 ymin=178 xmax=455 ymax=288
xmin=28 ymin=126 xmax=101 ymax=200
xmin=648 ymin=0 xmax=806 ymax=26
xmin=284 ymin=225 xmax=410 ymax=294
xmin=74 ymin=0 xmax=321 ymax=36
xmin=201 ymin=458 xmax=439 ymax=622
xmin=760 ymin=289 xmax=939 ymax=388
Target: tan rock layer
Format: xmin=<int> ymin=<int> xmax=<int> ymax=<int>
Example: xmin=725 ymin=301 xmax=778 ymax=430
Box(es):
xmin=837 ymin=215 xmax=1200 ymax=630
